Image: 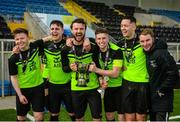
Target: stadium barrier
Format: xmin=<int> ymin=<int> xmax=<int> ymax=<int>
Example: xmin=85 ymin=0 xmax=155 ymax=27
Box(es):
xmin=0 ymin=39 xmax=14 ymax=97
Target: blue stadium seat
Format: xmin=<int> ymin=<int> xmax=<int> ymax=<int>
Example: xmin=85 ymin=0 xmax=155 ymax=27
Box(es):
xmin=0 ymin=80 xmax=16 ymax=96
xmin=0 ymin=0 xmax=71 ymax=20
xmin=149 ymin=9 xmax=180 ymax=22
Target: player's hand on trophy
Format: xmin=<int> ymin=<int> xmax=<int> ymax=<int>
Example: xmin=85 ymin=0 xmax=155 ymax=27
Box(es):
xmin=89 ymin=62 xmax=97 ymax=72
xmin=70 ymin=62 xmax=77 ymax=71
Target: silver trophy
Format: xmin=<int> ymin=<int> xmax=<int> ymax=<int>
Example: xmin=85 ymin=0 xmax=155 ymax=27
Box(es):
xmin=76 ymin=62 xmax=89 ymax=87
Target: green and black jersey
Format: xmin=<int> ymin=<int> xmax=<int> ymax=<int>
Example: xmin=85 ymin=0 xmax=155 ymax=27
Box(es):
xmin=43 ymin=39 xmax=71 ymax=84
xmin=8 ymin=40 xmax=44 ymax=88
xmin=61 ymin=39 xmax=100 ymax=91
xmin=98 ymin=42 xmax=123 ymax=87
xmin=41 ymin=55 xmax=49 ymax=79
xmin=117 ymin=37 xmax=149 ymax=83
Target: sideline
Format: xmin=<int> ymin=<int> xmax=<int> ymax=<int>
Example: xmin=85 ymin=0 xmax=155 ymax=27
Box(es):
xmin=14 ymin=107 xmax=180 ymax=121
xmin=27 ymin=113 xmax=35 ymax=121
xmin=25 ymin=114 xmax=180 ymax=121
xmin=169 ymin=115 xmax=180 ymax=120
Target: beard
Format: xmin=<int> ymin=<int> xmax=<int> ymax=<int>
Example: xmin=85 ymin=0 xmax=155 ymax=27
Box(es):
xmin=73 ymin=33 xmax=85 ymax=42
xmin=52 ymin=33 xmax=61 ymax=41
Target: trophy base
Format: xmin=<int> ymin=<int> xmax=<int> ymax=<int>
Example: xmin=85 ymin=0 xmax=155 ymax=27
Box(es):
xmin=76 ymin=84 xmax=87 ymax=87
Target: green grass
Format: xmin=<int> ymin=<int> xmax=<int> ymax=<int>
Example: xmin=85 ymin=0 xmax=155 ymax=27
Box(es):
xmin=0 ymin=89 xmax=180 ymax=121
xmin=43 ymin=104 xmax=107 ymax=121
xmin=170 ymin=89 xmax=180 ymax=121
xmin=0 ymin=109 xmax=16 ymax=121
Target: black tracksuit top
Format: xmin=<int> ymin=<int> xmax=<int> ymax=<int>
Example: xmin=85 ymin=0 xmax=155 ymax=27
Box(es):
xmin=145 ymin=40 xmax=179 ymax=112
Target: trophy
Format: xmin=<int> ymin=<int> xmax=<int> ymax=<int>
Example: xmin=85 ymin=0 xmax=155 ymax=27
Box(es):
xmin=97 ymin=76 xmax=109 ymax=98
xmin=76 ymin=62 xmax=89 ymax=87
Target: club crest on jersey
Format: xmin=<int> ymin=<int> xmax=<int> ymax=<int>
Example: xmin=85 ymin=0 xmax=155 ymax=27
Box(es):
xmin=150 ymin=60 xmax=158 ymax=68
xmin=53 ymin=57 xmax=61 ymax=67
xmin=29 ymin=61 xmax=37 ymax=71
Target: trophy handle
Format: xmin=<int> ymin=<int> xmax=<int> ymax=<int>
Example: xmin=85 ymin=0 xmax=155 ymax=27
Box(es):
xmin=86 ymin=63 xmax=90 ymax=83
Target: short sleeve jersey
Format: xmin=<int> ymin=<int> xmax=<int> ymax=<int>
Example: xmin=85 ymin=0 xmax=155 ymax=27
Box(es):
xmin=61 ymin=39 xmax=100 ymax=91
xmin=117 ymin=37 xmax=149 ymax=83
xmin=43 ymin=39 xmax=71 ymax=84
xmin=8 ymin=39 xmax=44 ymax=88
xmin=98 ymin=42 xmax=123 ymax=87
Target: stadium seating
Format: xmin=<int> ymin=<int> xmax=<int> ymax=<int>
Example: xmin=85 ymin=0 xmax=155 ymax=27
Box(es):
xmin=0 ymin=16 xmax=13 ymax=39
xmin=74 ymin=0 xmax=179 ymax=43
xmin=149 ymin=9 xmax=180 ymax=22
xmin=0 ymin=0 xmax=71 ymax=21
xmin=27 ymin=4 xmax=71 ymax=15
xmin=0 ymin=80 xmax=15 ymax=96
xmin=113 ymin=4 xmax=135 ymax=16
xmin=137 ymin=25 xmax=180 ymax=43
xmin=73 ymin=0 xmax=124 ymax=40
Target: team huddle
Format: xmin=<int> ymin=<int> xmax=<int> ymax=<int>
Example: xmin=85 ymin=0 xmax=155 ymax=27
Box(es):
xmin=8 ymin=16 xmax=179 ymax=121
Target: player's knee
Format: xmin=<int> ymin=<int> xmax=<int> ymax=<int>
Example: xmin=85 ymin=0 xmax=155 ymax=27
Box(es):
xmin=125 ymin=113 xmax=136 ymax=121
xmin=92 ymin=118 xmax=101 ymax=122
xmin=34 ymin=113 xmax=43 ymax=121
xmin=136 ymin=113 xmax=147 ymax=121
xmin=17 ymin=116 xmax=26 ymax=121
xmin=76 ymin=117 xmax=84 ymax=122
xmin=68 ymin=112 xmax=75 ymax=116
xmin=50 ymin=114 xmax=59 ymax=121
xmin=105 ymin=112 xmax=115 ymax=121
xmin=118 ymin=114 xmax=125 ymax=121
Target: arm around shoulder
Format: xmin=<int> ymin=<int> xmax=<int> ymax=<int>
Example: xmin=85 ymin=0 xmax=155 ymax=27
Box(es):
xmin=61 ymin=46 xmax=72 ymax=73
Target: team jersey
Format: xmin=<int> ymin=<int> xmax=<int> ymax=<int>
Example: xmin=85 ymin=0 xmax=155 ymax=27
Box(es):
xmin=43 ymin=39 xmax=71 ymax=84
xmin=41 ymin=55 xmax=49 ymax=78
xmin=98 ymin=42 xmax=123 ymax=87
xmin=61 ymin=40 xmax=100 ymax=91
xmin=8 ymin=40 xmax=44 ymax=88
xmin=117 ymin=37 xmax=149 ymax=83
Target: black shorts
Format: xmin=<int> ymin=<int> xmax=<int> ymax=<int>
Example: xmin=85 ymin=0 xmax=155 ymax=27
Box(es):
xmin=122 ymin=79 xmax=149 ymax=114
xmin=48 ymin=82 xmax=74 ymax=114
xmin=71 ymin=89 xmax=102 ymax=119
xmin=149 ymin=112 xmax=169 ymax=121
xmin=104 ymin=86 xmax=123 ymax=114
xmin=16 ymin=83 xmax=44 ymax=116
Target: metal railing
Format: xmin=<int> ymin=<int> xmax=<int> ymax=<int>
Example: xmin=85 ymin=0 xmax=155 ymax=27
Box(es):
xmin=0 ymin=39 xmax=14 ymax=97
xmin=29 ymin=12 xmax=49 ymax=36
xmin=26 ymin=4 xmax=70 ymax=15
xmin=167 ymin=43 xmax=180 ymax=62
xmin=24 ymin=12 xmax=49 ymax=39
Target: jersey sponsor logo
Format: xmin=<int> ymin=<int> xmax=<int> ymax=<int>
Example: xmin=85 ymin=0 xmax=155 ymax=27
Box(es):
xmin=125 ymin=51 xmax=136 ymax=64
xmin=29 ymin=61 xmax=37 ymax=71
xmin=129 ymin=55 xmax=135 ymax=64
xmin=150 ymin=60 xmax=158 ymax=68
xmin=53 ymin=57 xmax=61 ymax=67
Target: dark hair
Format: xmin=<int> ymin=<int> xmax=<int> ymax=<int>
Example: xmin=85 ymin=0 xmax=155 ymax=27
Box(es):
xmin=95 ymin=28 xmax=109 ymax=35
xmin=13 ymin=28 xmax=28 ymax=36
xmin=121 ymin=16 xmax=136 ymax=24
xmin=140 ymin=28 xmax=154 ymax=38
xmin=70 ymin=18 xmax=87 ymax=29
xmin=50 ymin=20 xmax=63 ymax=28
